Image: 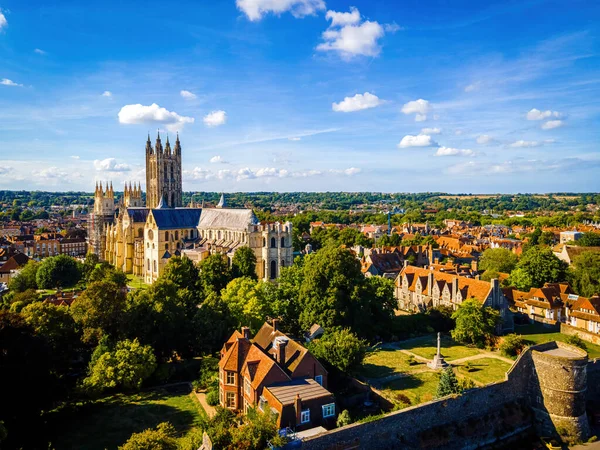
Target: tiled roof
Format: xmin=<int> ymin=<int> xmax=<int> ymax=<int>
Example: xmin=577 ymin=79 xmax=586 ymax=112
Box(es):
xmin=198 ymin=208 xmax=259 ymax=231
xmin=241 ymin=344 xmax=290 ymax=390
xmin=264 ymin=378 xmax=333 ymax=406
xmin=0 ymin=253 xmax=29 ymax=273
xmin=127 ymin=208 xmax=150 ymax=223
xmin=151 ymin=208 xmax=202 ymax=230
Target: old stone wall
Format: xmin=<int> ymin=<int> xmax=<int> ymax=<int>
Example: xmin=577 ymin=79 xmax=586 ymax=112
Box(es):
xmin=561 ymin=323 xmax=600 ymax=345
xmin=301 ymin=349 xmax=535 ymax=450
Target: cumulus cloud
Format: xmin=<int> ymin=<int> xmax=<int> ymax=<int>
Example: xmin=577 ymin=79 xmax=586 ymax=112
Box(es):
xmin=317 ymin=7 xmax=397 ymax=59
xmin=330 ymin=167 xmax=361 ymax=175
xmin=1 ymin=78 xmax=23 ymax=87
xmin=34 ymin=48 xmax=46 ymax=55
xmin=203 ymin=110 xmax=227 ymax=127
xmin=180 ymin=90 xmax=197 ymax=99
xmin=210 ymin=155 xmax=229 ymax=164
xmin=33 ymin=167 xmax=73 ymax=180
xmin=526 ymin=108 xmax=561 ymax=121
xmin=118 ymin=103 xmax=194 ymax=131
xmin=186 ymin=166 xmax=360 ymax=182
xmin=70 ymin=155 xmax=80 ymax=160
xmin=102 ymin=91 xmax=112 ymax=97
xmin=0 ymin=165 xmax=11 ymax=175
xmin=0 ymin=11 xmax=6 ymax=30
xmin=94 ymin=158 xmax=131 ymax=172
xmin=476 ymin=135 xmax=495 ymax=145
xmin=401 ymin=99 xmax=431 ymax=121
xmin=397 ymin=134 xmax=437 ymax=148
xmin=435 ymin=147 xmax=475 ymax=157
xmin=421 ymin=127 xmax=441 ymax=135
xmin=541 ymin=120 xmax=564 ymax=130
xmin=509 ymin=139 xmax=554 ymax=148
xmin=236 ymin=0 xmax=325 ymax=21
xmin=332 ymin=92 xmax=383 ymax=112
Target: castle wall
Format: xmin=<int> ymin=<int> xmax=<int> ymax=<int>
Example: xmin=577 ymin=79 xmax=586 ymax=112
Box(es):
xmin=560 ymin=323 xmax=600 ymax=345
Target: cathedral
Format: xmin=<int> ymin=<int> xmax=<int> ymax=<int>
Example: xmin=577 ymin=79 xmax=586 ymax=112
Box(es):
xmin=88 ymin=133 xmax=293 ymax=284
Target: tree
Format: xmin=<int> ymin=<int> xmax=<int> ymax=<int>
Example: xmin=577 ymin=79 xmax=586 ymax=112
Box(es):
xmin=119 ymin=422 xmax=177 ymax=450
xmin=232 ymin=246 xmax=258 ymax=280
xmin=508 ymin=246 xmax=568 ymax=290
xmin=161 ymin=256 xmax=201 ymax=293
xmin=539 ymin=231 xmax=555 ymax=246
xmin=70 ymin=280 xmax=127 ymax=344
xmin=199 ymin=254 xmax=232 ymax=295
xmin=570 ymin=251 xmax=600 ymax=297
xmin=82 ymin=253 xmax=100 ymax=280
xmin=35 ymin=254 xmax=82 ymax=289
xmin=6 ymin=289 xmax=39 ymax=312
xmin=499 ymin=334 xmax=526 ymax=357
xmin=194 ymin=291 xmax=234 ymax=354
xmin=578 ymin=232 xmax=600 ymax=247
xmin=221 ymin=277 xmax=270 ymax=330
xmin=337 ymin=410 xmax=352 ymax=427
xmin=308 ymin=329 xmax=366 ymax=373
xmin=229 ymin=408 xmax=280 ymax=450
xmin=7 ymin=260 xmax=39 ymax=292
xmin=83 ymin=338 xmax=156 ymax=393
xmin=436 ymin=367 xmax=460 ymax=398
xmin=451 ymin=299 xmax=500 ymax=348
xmin=87 ymin=262 xmax=127 ymax=286
xmin=478 ymin=248 xmax=518 ymax=274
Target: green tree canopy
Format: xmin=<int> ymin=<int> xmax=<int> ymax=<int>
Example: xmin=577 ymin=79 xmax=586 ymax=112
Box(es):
xmin=119 ymin=422 xmax=177 ymax=450
xmin=451 ymin=299 xmax=500 ymax=348
xmin=7 ymin=260 xmax=39 ymax=292
xmin=232 ymin=246 xmax=258 ymax=280
xmin=508 ymin=246 xmax=568 ymax=290
xmin=35 ymin=254 xmax=82 ymax=289
xmin=161 ymin=256 xmax=201 ymax=293
xmin=478 ymin=248 xmax=518 ymax=274
xmin=221 ymin=277 xmax=270 ymax=331
xmin=308 ymin=329 xmax=366 ymax=373
xmin=578 ymin=232 xmax=600 ymax=247
xmin=199 ymin=254 xmax=232 ymax=295
xmin=83 ymin=338 xmax=156 ymax=394
xmin=436 ymin=367 xmax=461 ymax=398
xmin=569 ymin=251 xmax=600 ymax=297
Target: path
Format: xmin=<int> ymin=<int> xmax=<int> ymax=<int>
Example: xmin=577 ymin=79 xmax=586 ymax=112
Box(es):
xmin=193 ymin=390 xmax=216 ymax=418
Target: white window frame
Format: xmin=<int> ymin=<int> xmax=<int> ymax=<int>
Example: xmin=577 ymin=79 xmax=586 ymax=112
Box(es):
xmin=301 ymin=409 xmax=310 ymax=424
xmin=315 ymin=375 xmax=323 ymax=386
xmin=226 ymin=391 xmax=236 ymax=409
xmin=322 ymin=403 xmax=335 ymax=418
xmin=244 ymin=377 xmax=251 ymax=395
xmin=226 ymin=371 xmax=235 ymax=385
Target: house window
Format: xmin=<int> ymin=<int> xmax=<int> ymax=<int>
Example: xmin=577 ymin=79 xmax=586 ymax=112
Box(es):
xmin=258 ymin=396 xmax=267 ymax=412
xmin=315 ymin=375 xmax=323 ymax=386
xmin=219 ymin=386 xmax=223 ymax=405
xmin=226 ymin=392 xmax=236 ymax=409
xmin=244 ymin=377 xmax=251 ymax=395
xmin=322 ymin=403 xmax=335 ymax=418
xmin=219 ymin=369 xmax=223 ymax=382
xmin=301 ymin=409 xmax=310 ymax=424
xmin=226 ymin=371 xmax=235 ymax=385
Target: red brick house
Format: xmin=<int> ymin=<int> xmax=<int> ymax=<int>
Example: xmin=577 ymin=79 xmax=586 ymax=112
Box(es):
xmin=218 ymin=320 xmax=336 ymax=431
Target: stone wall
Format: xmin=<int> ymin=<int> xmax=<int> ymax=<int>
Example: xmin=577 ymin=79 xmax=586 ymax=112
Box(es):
xmin=301 ymin=342 xmax=590 ymax=450
xmin=560 ymin=323 xmax=600 ymax=345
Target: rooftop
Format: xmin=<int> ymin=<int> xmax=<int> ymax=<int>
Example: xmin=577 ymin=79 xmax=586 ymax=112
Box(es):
xmin=264 ymin=378 xmax=333 ymax=406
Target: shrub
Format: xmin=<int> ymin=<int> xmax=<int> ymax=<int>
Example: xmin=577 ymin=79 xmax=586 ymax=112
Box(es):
xmin=407 ymin=355 xmax=416 ymax=366
xmin=499 ymin=334 xmax=526 ymax=357
xmin=206 ymin=388 xmax=219 ymax=406
xmin=464 ymin=362 xmax=473 ymax=372
xmin=565 ymin=334 xmax=587 ymax=351
xmin=119 ymin=422 xmax=177 ymax=450
xmin=336 ymin=410 xmax=352 ymax=427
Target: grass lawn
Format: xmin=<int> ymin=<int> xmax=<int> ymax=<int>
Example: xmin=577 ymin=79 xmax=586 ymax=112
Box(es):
xmin=396 ymin=334 xmax=482 ymax=361
xmin=455 ymin=357 xmax=512 ymax=385
xmin=515 ymin=323 xmax=600 ymax=359
xmin=382 ymin=372 xmax=440 ymax=406
xmin=48 ymin=385 xmax=205 ymax=450
xmin=126 ymin=274 xmax=147 ymax=290
xmin=357 ymin=348 xmax=427 ymax=379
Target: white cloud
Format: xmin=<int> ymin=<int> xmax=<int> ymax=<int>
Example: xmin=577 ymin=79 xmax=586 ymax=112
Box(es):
xmin=420 ymin=127 xmax=441 ymax=135
xmin=526 ymin=108 xmax=561 ymax=120
xmin=34 ymin=48 xmax=46 ymax=55
xmin=118 ymin=103 xmax=194 ymax=132
xmin=203 ymin=110 xmax=227 ymax=127
xmin=401 ymin=99 xmax=431 ymax=121
xmin=509 ymin=140 xmax=551 ymax=148
xmin=102 ymin=91 xmax=112 ymax=98
xmin=317 ymin=7 xmax=396 ymax=59
xmin=330 ymin=167 xmax=361 ymax=176
xmin=332 ymin=92 xmax=383 ymax=112
xmin=236 ymin=0 xmax=325 ymax=21
xmin=94 ymin=158 xmax=131 ymax=172
xmin=186 ymin=166 xmax=360 ymax=182
xmin=288 ymin=137 xmax=301 ymax=141
xmin=464 ymin=81 xmax=482 ymax=92
xmin=70 ymin=155 xmax=80 ymax=160
xmin=210 ymin=155 xmax=229 ymax=164
xmin=435 ymin=147 xmax=475 ymax=157
xmin=33 ymin=167 xmax=72 ymax=180
xmin=447 ymin=158 xmax=600 ymax=176
xmin=455 ymin=130 xmax=464 ymax=136
xmin=0 ymin=12 xmax=6 ymax=30
xmin=0 ymin=165 xmax=11 ymax=175
xmin=180 ymin=90 xmax=197 ymax=100
xmin=1 ymin=78 xmax=23 ymax=87
xmin=541 ymin=120 xmax=564 ymax=130
xmin=397 ymin=134 xmax=437 ymax=148
xmin=476 ymin=135 xmax=495 ymax=145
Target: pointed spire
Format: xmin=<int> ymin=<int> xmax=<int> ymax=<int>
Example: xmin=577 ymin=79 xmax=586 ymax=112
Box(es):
xmin=217 ymin=193 xmax=226 ymax=208
xmin=146 ymin=133 xmax=153 ymax=155
xmin=156 ymin=193 xmax=168 ymax=209
xmin=155 ymin=130 xmax=163 ymax=154
xmin=165 ymin=134 xmax=172 ymax=156
xmin=95 ymin=181 xmax=99 ymax=194
xmin=174 ymin=132 xmax=181 ymax=156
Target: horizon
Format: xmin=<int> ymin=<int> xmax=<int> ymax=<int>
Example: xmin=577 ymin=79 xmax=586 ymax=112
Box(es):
xmin=1 ymin=1 xmax=599 ymax=192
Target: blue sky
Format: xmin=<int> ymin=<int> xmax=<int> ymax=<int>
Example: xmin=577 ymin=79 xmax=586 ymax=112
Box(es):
xmin=0 ymin=0 xmax=599 ymax=193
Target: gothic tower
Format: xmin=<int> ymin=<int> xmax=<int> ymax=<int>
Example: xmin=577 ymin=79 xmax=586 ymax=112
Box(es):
xmin=123 ymin=181 xmax=143 ymax=207
xmin=145 ymin=132 xmax=183 ymax=209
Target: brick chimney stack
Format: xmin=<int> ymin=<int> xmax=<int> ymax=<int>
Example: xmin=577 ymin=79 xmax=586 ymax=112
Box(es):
xmin=278 ymin=339 xmax=288 ymax=366
xmin=452 ymin=277 xmax=458 ymax=301
xmin=272 ymin=318 xmax=279 ymax=332
xmin=241 ymin=326 xmax=250 ymax=340
xmin=294 ymin=394 xmax=302 ymax=425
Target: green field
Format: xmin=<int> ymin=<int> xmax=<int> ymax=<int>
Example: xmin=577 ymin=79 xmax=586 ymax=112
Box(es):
xmin=48 ymin=385 xmax=205 ymax=450
xmin=126 ymin=274 xmax=147 ymax=290
xmin=382 ymin=372 xmax=441 ymax=406
xmin=515 ymin=324 xmax=600 ymax=359
xmin=455 ymin=357 xmax=512 ymax=385
xmin=358 ymin=348 xmax=427 ymax=379
xmin=396 ymin=335 xmax=482 ymax=361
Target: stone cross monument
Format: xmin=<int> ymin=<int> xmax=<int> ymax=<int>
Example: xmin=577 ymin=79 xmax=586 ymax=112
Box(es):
xmin=428 ymin=332 xmax=449 ymax=370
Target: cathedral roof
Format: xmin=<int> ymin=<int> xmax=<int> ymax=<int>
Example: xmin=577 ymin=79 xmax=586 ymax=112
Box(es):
xmin=151 ymin=208 xmax=202 ymax=230
xmin=198 ymin=208 xmax=259 ymax=231
xmin=126 ymin=208 xmax=150 ymax=223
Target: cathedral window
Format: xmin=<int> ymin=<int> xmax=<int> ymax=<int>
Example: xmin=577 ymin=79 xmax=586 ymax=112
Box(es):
xmin=281 ymin=259 xmax=285 ymax=268
xmin=165 ymin=244 xmax=168 ymax=250
xmin=270 ymin=260 xmax=277 ymax=279
xmin=147 ymin=259 xmax=150 ymax=270
xmin=281 ymin=237 xmax=285 ymax=248
xmin=263 ymin=237 xmax=266 ymax=247
xmin=165 ymin=231 xmax=169 ymax=241
xmin=270 ymin=237 xmax=276 ymax=248
xmin=175 ymin=231 xmax=179 ymax=240
xmin=153 ymin=260 xmax=157 ymax=272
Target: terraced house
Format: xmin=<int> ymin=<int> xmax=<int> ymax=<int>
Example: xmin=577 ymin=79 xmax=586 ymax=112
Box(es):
xmin=218 ymin=320 xmax=336 ymax=432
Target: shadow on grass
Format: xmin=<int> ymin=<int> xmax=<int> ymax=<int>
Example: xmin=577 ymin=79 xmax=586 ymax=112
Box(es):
xmin=48 ymin=389 xmax=198 ymax=450
xmin=386 ymin=374 xmax=426 ymax=391
xmin=515 ymin=323 xmax=560 ymax=336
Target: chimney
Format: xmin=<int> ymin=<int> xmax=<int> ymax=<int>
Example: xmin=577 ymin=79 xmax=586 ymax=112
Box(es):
xmin=403 ymin=260 xmax=409 ymax=269
xmin=452 ymin=277 xmax=458 ymax=301
xmin=294 ymin=394 xmax=302 ymax=426
xmin=471 ymin=260 xmax=478 ymax=273
xmin=241 ymin=326 xmax=250 ymax=340
xmin=491 ymin=278 xmax=499 ymax=306
xmin=427 ymin=271 xmax=434 ymax=296
xmin=278 ymin=339 xmax=288 ymax=366
xmin=272 ymin=318 xmax=279 ymax=332
xmin=434 ymin=257 xmax=440 ymax=265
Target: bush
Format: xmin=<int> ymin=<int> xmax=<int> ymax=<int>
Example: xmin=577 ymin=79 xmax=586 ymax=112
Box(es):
xmin=565 ymin=334 xmax=587 ymax=351
xmin=499 ymin=334 xmax=526 ymax=357
xmin=464 ymin=362 xmax=473 ymax=372
xmin=119 ymin=422 xmax=177 ymax=450
xmin=206 ymin=388 xmax=219 ymax=406
xmin=336 ymin=409 xmax=352 ymax=428
xmin=407 ymin=355 xmax=416 ymax=366
xmin=308 ymin=329 xmax=366 ymax=373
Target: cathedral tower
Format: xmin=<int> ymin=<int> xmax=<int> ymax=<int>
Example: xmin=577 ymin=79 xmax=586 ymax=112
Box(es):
xmin=145 ymin=132 xmax=183 ymax=209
